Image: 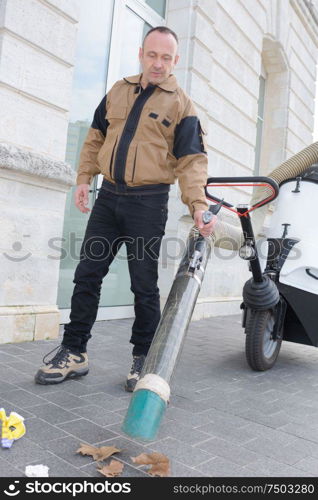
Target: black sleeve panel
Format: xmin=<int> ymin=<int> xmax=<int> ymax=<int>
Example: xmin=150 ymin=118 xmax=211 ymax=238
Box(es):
xmin=173 ymin=116 xmax=206 ymax=159
xmin=91 ymin=95 xmax=108 ymax=137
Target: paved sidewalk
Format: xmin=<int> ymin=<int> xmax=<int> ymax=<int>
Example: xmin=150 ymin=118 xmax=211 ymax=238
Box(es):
xmin=1 ymin=314 xmax=318 ymax=477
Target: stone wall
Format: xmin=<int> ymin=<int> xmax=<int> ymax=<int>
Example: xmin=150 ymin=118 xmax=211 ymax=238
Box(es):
xmin=0 ymin=0 xmax=78 ymax=343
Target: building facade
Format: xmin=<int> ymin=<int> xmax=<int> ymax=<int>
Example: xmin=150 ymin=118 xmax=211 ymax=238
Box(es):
xmin=0 ymin=0 xmax=317 ymax=344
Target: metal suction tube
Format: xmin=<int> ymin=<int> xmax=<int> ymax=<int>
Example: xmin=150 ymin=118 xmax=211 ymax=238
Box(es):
xmin=122 ymin=205 xmax=220 ymax=441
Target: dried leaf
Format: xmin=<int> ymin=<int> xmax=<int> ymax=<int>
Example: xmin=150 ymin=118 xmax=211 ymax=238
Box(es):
xmin=131 ymin=452 xmax=170 ymax=477
xmin=130 ymin=452 xmax=155 ymax=465
xmin=97 ymin=460 xmax=124 ymax=477
xmin=76 ymin=443 xmax=121 ymax=461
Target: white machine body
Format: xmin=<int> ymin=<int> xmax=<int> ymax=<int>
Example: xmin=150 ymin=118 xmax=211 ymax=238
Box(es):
xmin=266 ymin=179 xmax=318 ymax=296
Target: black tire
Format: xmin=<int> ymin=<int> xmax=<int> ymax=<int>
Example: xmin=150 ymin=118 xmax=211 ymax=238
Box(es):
xmin=245 ymin=308 xmax=282 ymax=371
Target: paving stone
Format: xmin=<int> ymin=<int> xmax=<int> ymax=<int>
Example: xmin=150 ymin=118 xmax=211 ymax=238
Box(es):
xmin=0 ymin=400 xmax=35 ymax=420
xmin=0 ymin=367 xmax=34 ymax=384
xmin=0 ymin=437 xmax=48 ymax=467
xmin=29 ymin=403 xmax=79 ymax=425
xmin=165 ymin=406 xmax=213 ymax=428
xmin=230 ymin=422 xmax=297 ymax=445
xmin=0 ymin=457 xmax=23 ymax=477
xmin=91 ymin=436 xmax=159 ymax=464
xmin=0 ymin=381 xmax=20 ymax=393
xmin=279 ymin=422 xmax=318 ymax=443
xmin=243 ymin=456 xmax=293 ymax=475
xmin=195 ymin=437 xmax=261 ymax=466
xmin=41 ymin=390 xmax=94 ymax=410
xmin=71 ymin=374 xmax=122 ymax=387
xmin=242 ymin=436 xmax=310 ymax=465
xmin=197 ymin=408 xmax=248 ymax=429
xmin=59 ymin=381 xmax=124 ymax=397
xmin=146 ymin=437 xmax=213 ymax=467
xmin=236 ymin=408 xmax=292 ymax=429
xmin=79 ymin=392 xmax=130 ymax=412
xmin=3 ymin=360 xmax=38 ymax=375
xmin=169 ymin=460 xmax=207 ymax=477
xmin=81 ymin=459 xmax=149 ymax=478
xmin=12 ymin=380 xmax=61 ymax=396
xmin=57 ymin=418 xmax=119 ymax=444
xmin=194 ymin=456 xmax=245 ymax=477
xmin=0 ymin=389 xmax=47 ymax=408
xmin=0 ymin=352 xmax=19 ymax=363
xmin=72 ymin=405 xmax=123 ymax=427
xmin=26 ymin=453 xmax=90 ymax=477
xmin=146 ymin=419 xmax=211 ymax=445
xmin=195 ymin=422 xmax=255 ymax=445
xmin=22 ymin=418 xmax=70 ymax=444
xmin=293 ymin=456 xmax=318 ymax=475
xmin=0 ymin=345 xmax=30 ymax=356
xmin=42 ymin=435 xmax=97 ymax=467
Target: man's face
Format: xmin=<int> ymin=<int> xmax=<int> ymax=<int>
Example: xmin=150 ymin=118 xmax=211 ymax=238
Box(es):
xmin=139 ymin=31 xmax=179 ymax=87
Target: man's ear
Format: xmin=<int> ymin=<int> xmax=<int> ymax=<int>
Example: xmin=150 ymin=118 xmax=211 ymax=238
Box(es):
xmin=174 ymin=54 xmax=180 ymax=66
xmin=138 ymin=47 xmax=143 ymax=61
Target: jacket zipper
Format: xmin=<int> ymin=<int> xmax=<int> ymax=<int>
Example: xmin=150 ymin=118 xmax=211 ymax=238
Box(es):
xmin=114 ymin=85 xmax=156 ymax=184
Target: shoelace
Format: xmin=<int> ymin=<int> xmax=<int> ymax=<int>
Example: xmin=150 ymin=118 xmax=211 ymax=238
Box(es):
xmin=42 ymin=345 xmax=71 ymax=368
xmin=131 ymin=356 xmax=145 ymax=375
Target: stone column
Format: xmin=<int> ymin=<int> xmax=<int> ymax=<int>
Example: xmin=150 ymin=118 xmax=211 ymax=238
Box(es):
xmin=0 ymin=143 xmax=75 ymax=342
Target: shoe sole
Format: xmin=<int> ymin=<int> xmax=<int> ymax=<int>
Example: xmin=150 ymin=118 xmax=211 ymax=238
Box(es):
xmin=125 ymin=385 xmax=134 ymax=392
xmin=34 ymin=368 xmax=89 ymax=385
xmin=125 ymin=379 xmax=138 ymax=392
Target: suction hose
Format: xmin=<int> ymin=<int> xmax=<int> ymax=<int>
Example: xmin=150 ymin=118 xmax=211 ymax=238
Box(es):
xmin=252 ymin=142 xmax=318 ymax=238
xmin=211 ymin=213 xmax=244 ymax=250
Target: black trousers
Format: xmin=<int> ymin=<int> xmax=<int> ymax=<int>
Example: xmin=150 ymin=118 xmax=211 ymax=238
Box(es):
xmin=62 ymin=186 xmax=168 ymax=356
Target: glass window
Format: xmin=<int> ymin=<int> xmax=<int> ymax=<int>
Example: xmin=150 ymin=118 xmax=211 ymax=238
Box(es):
xmin=254 ymin=70 xmax=266 ymax=175
xmin=145 ymin=0 xmax=166 ymax=17
xmin=119 ymin=8 xmax=146 ymax=77
xmin=57 ymin=0 xmax=115 ymax=309
xmin=118 ymin=7 xmax=152 ymax=77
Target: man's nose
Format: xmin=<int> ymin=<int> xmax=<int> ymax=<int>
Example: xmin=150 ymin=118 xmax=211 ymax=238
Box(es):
xmin=153 ymin=58 xmax=163 ymax=68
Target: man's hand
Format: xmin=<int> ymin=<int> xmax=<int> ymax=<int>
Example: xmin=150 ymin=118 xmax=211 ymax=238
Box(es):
xmin=193 ymin=210 xmax=217 ymax=237
xmin=75 ymin=184 xmax=91 ymax=213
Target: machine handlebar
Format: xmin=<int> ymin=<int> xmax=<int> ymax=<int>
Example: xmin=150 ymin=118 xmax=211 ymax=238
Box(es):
xmin=205 ymin=176 xmax=279 ymax=217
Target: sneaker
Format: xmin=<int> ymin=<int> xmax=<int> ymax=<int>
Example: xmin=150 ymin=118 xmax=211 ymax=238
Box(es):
xmin=34 ymin=345 xmax=89 ymax=385
xmin=125 ymin=354 xmax=146 ymax=392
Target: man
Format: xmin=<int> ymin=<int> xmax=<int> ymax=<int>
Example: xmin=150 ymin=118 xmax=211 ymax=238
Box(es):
xmin=35 ymin=26 xmax=216 ymax=392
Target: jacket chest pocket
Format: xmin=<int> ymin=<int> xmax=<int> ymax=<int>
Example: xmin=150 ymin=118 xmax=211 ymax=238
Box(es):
xmin=106 ymin=105 xmax=127 ymax=127
xmin=143 ymin=107 xmax=175 ymax=139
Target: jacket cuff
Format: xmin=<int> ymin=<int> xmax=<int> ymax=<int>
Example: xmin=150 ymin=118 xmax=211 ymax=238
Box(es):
xmin=76 ymin=174 xmax=92 ymax=185
xmin=191 ymin=201 xmax=209 ymax=217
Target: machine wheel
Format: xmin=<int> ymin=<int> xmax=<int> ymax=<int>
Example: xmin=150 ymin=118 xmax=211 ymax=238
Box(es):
xmin=245 ymin=309 xmax=282 ymax=371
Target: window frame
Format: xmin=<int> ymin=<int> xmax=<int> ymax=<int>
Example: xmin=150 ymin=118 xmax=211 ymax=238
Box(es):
xmin=106 ymin=0 xmax=166 ymax=90
xmin=254 ymin=62 xmax=267 ymax=175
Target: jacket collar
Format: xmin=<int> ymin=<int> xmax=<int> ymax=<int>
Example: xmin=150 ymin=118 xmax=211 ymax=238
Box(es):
xmin=123 ymin=73 xmax=178 ymax=92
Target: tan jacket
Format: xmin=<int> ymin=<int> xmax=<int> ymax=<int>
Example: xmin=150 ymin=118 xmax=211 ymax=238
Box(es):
xmin=77 ymin=74 xmax=208 ymax=214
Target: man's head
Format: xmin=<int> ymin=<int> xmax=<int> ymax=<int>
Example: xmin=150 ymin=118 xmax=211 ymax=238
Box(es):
xmin=139 ymin=26 xmax=179 ymax=87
